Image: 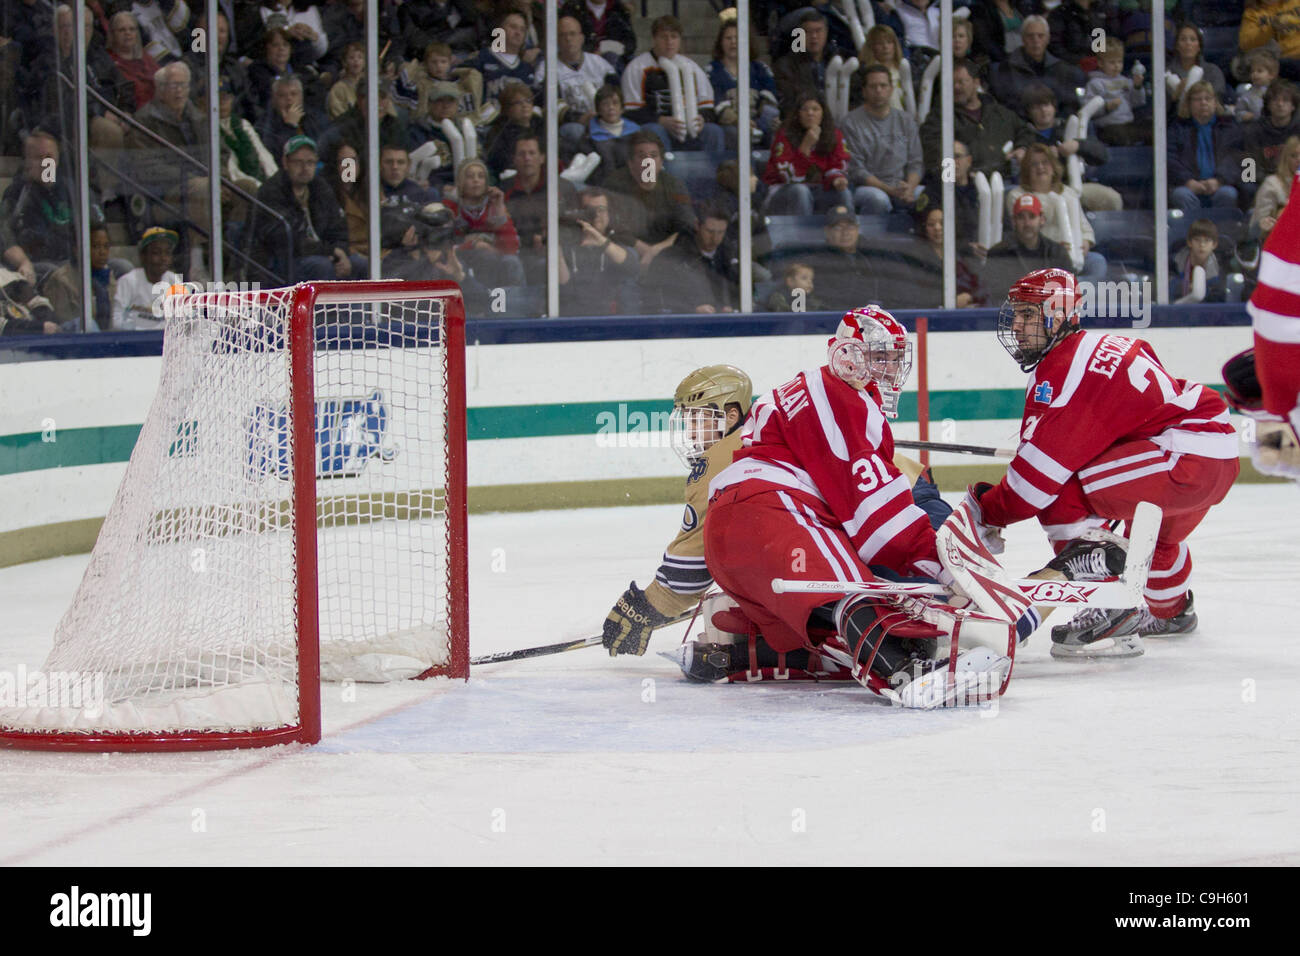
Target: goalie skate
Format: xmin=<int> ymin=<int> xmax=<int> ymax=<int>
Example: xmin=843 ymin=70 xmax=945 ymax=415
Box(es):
xmin=892 ymin=647 xmax=1012 ymax=709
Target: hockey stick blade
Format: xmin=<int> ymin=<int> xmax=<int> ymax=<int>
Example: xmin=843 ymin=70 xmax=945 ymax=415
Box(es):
xmin=470 ymin=610 xmax=696 ymax=666
xmin=1119 ymin=501 xmax=1161 ymax=604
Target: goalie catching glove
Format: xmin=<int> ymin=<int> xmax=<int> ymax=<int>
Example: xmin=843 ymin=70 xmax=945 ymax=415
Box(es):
xmin=603 ymin=582 xmax=673 ymax=656
xmin=960 ymin=482 xmax=1006 ymax=555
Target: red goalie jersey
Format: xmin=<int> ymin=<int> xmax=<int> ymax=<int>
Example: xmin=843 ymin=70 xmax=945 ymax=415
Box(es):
xmin=710 ymin=366 xmax=941 ymax=579
xmin=979 ymin=331 xmax=1239 ymax=529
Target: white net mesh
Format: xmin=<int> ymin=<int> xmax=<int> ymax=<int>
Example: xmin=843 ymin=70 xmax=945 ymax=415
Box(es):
xmin=0 ymin=284 xmax=458 ymax=739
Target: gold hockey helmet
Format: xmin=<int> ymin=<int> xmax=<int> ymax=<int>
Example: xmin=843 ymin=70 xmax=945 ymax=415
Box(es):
xmin=669 ymin=365 xmax=753 ymax=465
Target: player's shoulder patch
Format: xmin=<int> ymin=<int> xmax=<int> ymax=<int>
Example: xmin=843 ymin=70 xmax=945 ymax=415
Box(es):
xmin=687 ymin=458 xmax=708 ymax=484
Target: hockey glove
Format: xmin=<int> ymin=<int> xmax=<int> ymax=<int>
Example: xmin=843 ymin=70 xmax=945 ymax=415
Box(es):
xmin=961 ymin=482 xmax=1006 ymax=555
xmin=603 ymin=582 xmax=672 ymax=656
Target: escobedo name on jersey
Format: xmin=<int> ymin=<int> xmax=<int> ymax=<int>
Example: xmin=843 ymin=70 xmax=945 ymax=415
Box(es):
xmin=244 ymin=390 xmax=398 ymax=480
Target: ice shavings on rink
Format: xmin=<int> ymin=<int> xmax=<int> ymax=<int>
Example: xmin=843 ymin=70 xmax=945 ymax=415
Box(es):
xmin=1 ymin=484 xmax=1298 ymax=865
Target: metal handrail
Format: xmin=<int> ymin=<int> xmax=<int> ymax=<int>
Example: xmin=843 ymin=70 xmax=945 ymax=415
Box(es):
xmin=63 ymin=73 xmax=296 ymax=284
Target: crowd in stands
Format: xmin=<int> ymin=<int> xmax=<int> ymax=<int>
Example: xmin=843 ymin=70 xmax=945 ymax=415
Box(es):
xmin=0 ymin=0 xmax=1286 ymax=332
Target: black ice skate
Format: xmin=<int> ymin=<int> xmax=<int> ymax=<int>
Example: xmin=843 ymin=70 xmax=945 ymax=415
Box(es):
xmin=1045 ymin=531 xmax=1128 ymax=581
xmin=1130 ymin=591 xmax=1198 ymax=637
xmin=1049 ymin=606 xmax=1145 ymax=659
xmin=664 ymin=641 xmax=735 ymax=682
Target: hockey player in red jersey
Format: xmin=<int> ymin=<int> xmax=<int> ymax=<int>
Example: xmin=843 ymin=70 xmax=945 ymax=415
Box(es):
xmin=1223 ymin=176 xmax=1300 ymax=483
xmin=967 ymin=268 xmax=1240 ymax=659
xmin=701 ymin=307 xmax=1013 ymax=706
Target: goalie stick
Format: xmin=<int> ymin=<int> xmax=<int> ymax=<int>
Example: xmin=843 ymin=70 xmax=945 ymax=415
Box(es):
xmin=470 ymin=609 xmax=698 ymax=666
xmin=771 ymin=501 xmax=1162 ymax=619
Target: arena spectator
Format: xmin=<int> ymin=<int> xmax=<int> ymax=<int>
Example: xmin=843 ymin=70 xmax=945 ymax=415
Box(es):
xmin=558 ymin=187 xmax=641 ymax=315
xmin=482 ymin=81 xmax=544 ymax=177
xmin=802 ymin=205 xmax=879 ymax=308
xmin=709 ymin=14 xmax=780 ymax=146
xmin=504 ymin=133 xmax=580 ymax=284
xmin=1168 ymin=81 xmax=1245 ymax=216
xmin=30 ymin=4 xmax=132 ymax=141
xmin=258 ymin=1 xmax=328 ymax=70
xmin=894 ymin=0 xmax=941 ymax=52
xmin=443 ymin=157 xmax=524 ymax=288
xmin=474 ymin=8 xmax=539 ymax=104
xmin=1249 ymin=134 xmax=1300 ymax=239
xmin=922 ymin=58 xmax=1028 ymax=176
xmin=1172 ymin=218 xmax=1224 ymax=301
xmin=906 ymin=205 xmax=985 ymax=307
xmin=1047 ymin=0 xmax=1108 ymax=68
xmin=762 ymin=93 xmax=853 ymax=215
xmin=984 ymin=194 xmax=1074 ymax=298
xmin=87 ymin=222 xmax=115 ymax=331
xmin=772 ymin=9 xmax=837 ymax=108
xmin=379 ymin=144 xmax=437 ymax=204
xmin=1240 ymin=0 xmax=1300 ymax=73
xmin=1168 ymin=24 xmax=1228 ymax=108
xmin=408 ymin=82 xmax=467 ymax=191
xmin=968 ymin=0 xmax=1029 ymax=64
xmin=1007 ymin=143 xmax=1107 ymax=279
xmin=587 ymin=84 xmax=640 ymax=147
xmin=320 ymin=0 xmax=367 ymax=66
xmin=324 ymin=141 xmax=369 ymax=256
xmin=0 ymin=265 xmax=59 ymax=335
xmin=131 ymin=0 xmax=188 ymax=65
xmin=850 ymin=24 xmax=907 ymax=112
xmin=604 ymin=130 xmax=698 ymax=271
xmin=558 ymin=0 xmax=637 ymax=68
xmin=319 ymin=77 xmax=407 ymax=160
xmin=1087 ymin=36 xmax=1149 ymax=146
xmin=219 ymin=76 xmax=277 ymax=193
xmin=247 ymin=26 xmax=295 ymax=124
xmin=107 ymin=11 xmax=161 ymax=109
xmin=248 ymin=134 xmax=366 ymax=281
xmin=1243 ymin=80 xmax=1300 ymax=174
xmin=112 ymin=225 xmax=180 ymax=330
xmin=714 ymin=158 xmax=772 ymax=279
xmin=990 ymin=14 xmax=1084 ymax=116
xmin=1018 ymin=82 xmax=1123 ymax=211
xmin=395 ymin=41 xmax=486 ymax=123
xmin=1236 ymin=48 xmax=1280 ymax=123
xmin=918 ymin=137 xmax=985 ymax=256
xmin=765 ymin=261 xmax=826 ymax=312
xmin=642 ymin=204 xmax=737 ymax=314
xmin=327 ymin=41 xmax=366 ymax=119
xmin=0 ymin=129 xmax=81 ymax=321
xmin=541 ymin=15 xmax=616 ymax=157
xmin=200 ymin=10 xmax=254 ymax=121
xmin=622 ymin=15 xmax=724 ymax=156
xmin=841 ymin=66 xmax=923 ymax=214
xmin=396 ymin=0 xmax=482 ymax=60
xmin=257 ymin=74 xmax=326 ymax=161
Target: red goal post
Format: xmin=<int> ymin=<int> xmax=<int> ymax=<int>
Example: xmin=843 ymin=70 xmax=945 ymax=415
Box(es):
xmin=0 ymin=281 xmax=468 ymax=752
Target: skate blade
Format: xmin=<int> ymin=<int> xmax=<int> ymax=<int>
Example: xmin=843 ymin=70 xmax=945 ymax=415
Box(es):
xmin=1049 ymin=634 xmax=1145 ymax=659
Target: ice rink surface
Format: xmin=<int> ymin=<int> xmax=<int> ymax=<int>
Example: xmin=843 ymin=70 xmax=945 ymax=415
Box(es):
xmin=1 ymin=484 xmax=1297 ymax=866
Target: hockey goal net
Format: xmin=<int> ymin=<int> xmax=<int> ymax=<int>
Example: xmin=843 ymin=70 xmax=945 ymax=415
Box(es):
xmin=0 ymin=281 xmax=468 ymax=751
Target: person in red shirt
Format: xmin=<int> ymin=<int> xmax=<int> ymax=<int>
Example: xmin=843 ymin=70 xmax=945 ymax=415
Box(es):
xmin=441 ymin=158 xmax=524 ymax=288
xmin=702 ymin=306 xmax=1013 ymax=706
xmin=965 ymin=268 xmax=1240 ymax=659
xmin=762 ymin=92 xmax=852 ymax=216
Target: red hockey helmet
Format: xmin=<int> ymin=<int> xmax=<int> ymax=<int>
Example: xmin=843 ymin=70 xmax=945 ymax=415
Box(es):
xmin=827 ymin=305 xmax=913 ymax=418
xmin=998 ymin=268 xmax=1082 ymax=371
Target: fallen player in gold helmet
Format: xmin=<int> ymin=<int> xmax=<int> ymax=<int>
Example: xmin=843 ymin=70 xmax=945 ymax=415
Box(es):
xmin=600 ymin=363 xmax=957 ymax=680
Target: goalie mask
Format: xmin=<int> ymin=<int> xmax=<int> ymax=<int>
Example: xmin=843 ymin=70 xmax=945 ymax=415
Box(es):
xmin=998 ymin=268 xmax=1082 ymax=372
xmin=827 ymin=306 xmax=913 ymax=418
xmin=668 ymin=365 xmax=753 ymax=465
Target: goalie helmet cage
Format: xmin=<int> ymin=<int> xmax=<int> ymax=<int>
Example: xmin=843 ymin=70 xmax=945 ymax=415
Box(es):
xmin=0 ymin=281 xmax=468 ymax=752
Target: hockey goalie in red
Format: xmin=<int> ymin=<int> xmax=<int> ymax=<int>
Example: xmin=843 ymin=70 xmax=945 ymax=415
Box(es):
xmin=701 ymin=307 xmax=1014 ymax=707
xmin=969 ymin=268 xmax=1240 ymax=659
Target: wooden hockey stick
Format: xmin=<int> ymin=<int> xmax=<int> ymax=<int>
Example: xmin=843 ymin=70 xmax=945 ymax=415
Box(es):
xmin=471 ymin=609 xmax=697 ymax=666
xmin=894 ymin=439 xmax=1016 ymax=459
xmin=771 ymin=502 xmax=1162 ymax=613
